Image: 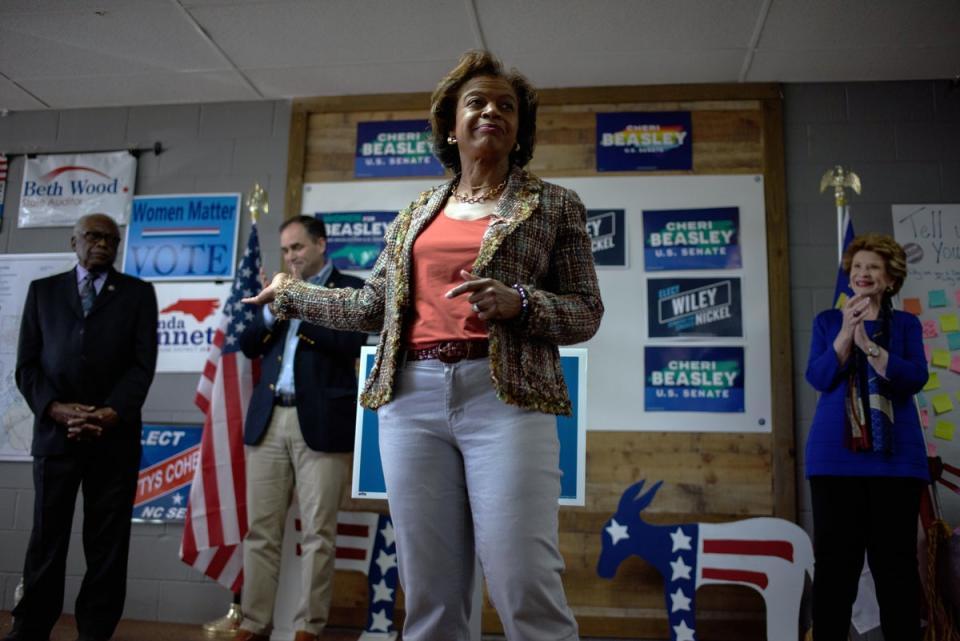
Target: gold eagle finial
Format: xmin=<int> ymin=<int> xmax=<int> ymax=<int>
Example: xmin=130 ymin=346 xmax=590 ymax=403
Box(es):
xmin=819 ymin=165 xmax=861 ymax=207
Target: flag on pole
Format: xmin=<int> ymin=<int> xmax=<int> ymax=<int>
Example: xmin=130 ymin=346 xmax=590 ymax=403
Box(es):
xmin=180 ymin=223 xmax=262 ymax=591
xmin=833 ymin=207 xmax=855 ymax=308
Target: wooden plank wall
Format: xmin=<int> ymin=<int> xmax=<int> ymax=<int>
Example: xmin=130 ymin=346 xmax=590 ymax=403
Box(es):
xmin=287 ymin=84 xmax=793 ymax=639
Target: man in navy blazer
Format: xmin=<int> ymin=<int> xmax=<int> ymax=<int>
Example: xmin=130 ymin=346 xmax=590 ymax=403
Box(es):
xmin=234 ymin=216 xmax=365 ymax=641
xmin=8 ymin=214 xmax=158 ymax=641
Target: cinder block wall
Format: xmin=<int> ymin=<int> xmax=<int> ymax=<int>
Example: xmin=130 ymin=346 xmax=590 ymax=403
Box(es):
xmin=785 ymin=80 xmax=960 ymax=533
xmin=0 ymin=100 xmax=291 ymax=623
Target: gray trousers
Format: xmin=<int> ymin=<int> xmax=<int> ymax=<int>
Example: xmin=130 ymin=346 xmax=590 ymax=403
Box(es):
xmin=377 ymin=357 xmax=579 ymax=641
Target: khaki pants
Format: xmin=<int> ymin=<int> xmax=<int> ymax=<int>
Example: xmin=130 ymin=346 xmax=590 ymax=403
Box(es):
xmin=241 ymin=406 xmax=350 ymax=636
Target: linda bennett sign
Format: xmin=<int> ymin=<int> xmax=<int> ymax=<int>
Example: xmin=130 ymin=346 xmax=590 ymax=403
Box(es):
xmin=596 ymin=112 xmax=692 ymax=172
xmin=355 ymin=119 xmax=445 ymax=178
xmin=122 ymin=194 xmax=241 ymax=281
xmin=18 ymin=151 xmax=137 ymax=228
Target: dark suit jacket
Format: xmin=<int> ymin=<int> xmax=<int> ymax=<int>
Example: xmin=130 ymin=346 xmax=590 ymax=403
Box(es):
xmin=16 ymin=266 xmax=159 ymax=457
xmin=240 ymin=267 xmax=366 ymax=453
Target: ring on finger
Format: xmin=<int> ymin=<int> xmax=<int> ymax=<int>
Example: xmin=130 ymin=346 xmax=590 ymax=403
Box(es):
xmin=472 ymin=303 xmax=480 ymax=313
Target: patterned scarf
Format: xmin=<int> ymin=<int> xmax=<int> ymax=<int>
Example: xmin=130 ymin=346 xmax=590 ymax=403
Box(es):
xmin=845 ymin=299 xmax=895 ymax=453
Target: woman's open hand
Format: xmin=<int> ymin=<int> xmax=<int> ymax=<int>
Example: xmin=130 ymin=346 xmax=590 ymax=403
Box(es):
xmin=242 ymin=272 xmax=290 ymax=306
xmin=446 ymin=270 xmax=521 ymax=321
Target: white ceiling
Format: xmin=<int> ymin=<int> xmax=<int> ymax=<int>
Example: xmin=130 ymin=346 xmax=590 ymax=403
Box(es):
xmin=1 ymin=0 xmax=959 ymax=111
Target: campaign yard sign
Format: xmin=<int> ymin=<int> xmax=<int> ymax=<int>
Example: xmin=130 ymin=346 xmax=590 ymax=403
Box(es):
xmin=596 ymin=112 xmax=692 ymax=172
xmin=647 ymin=277 xmax=743 ymax=338
xmin=645 ymin=346 xmax=745 ymax=413
xmin=587 ymin=208 xmax=627 ymax=267
xmin=643 ymin=207 xmax=741 ymax=271
xmin=315 ymin=211 xmax=396 ymax=271
xmin=134 ymin=424 xmax=202 ymax=522
xmin=355 ymin=119 xmax=445 ymax=178
xmin=122 ymin=194 xmax=240 ymax=281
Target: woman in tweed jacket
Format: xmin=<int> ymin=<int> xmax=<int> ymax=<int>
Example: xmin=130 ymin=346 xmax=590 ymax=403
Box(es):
xmin=246 ymin=51 xmax=601 ymax=641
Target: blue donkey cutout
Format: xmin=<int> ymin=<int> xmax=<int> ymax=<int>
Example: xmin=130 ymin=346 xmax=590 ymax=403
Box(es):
xmin=597 ymin=480 xmax=813 ymax=641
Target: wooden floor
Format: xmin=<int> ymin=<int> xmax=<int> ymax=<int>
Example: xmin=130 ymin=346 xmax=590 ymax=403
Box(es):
xmin=0 ymin=612 xmax=365 ymax=641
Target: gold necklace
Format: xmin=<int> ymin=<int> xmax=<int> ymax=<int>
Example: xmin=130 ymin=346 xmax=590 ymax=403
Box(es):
xmin=452 ymin=177 xmax=508 ymax=204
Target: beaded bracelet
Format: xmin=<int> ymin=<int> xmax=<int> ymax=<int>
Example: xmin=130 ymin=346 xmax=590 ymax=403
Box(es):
xmin=511 ymin=283 xmax=530 ymax=324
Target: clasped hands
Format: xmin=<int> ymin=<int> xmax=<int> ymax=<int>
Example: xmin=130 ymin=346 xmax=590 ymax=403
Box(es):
xmin=839 ymin=293 xmax=878 ymax=354
xmin=48 ymin=401 xmax=119 ymax=441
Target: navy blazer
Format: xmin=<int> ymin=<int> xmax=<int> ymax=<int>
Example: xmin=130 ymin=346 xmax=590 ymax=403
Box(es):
xmin=240 ymin=267 xmax=366 ymax=453
xmin=16 ymin=267 xmax=159 ymax=456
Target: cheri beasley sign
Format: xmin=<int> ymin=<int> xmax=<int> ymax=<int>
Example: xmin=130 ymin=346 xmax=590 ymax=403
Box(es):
xmin=18 ymin=151 xmax=137 ymax=228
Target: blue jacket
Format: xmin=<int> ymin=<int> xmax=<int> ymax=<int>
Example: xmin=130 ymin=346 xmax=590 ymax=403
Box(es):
xmin=804 ymin=308 xmax=930 ymax=481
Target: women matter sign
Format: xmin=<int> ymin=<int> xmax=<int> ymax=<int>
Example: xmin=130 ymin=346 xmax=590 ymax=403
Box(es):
xmin=643 ymin=207 xmax=741 ymax=271
xmin=18 ymin=151 xmax=137 ymax=227
xmin=596 ymin=112 xmax=692 ymax=172
xmin=355 ymin=119 xmax=445 ymax=178
xmin=122 ymin=193 xmax=240 ymax=281
xmin=645 ymin=346 xmax=745 ymax=412
xmin=316 ymin=211 xmax=396 ymax=271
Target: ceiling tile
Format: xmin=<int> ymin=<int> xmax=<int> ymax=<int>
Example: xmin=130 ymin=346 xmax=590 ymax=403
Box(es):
xmin=748 ymin=47 xmax=960 ymax=83
xmin=244 ymin=59 xmax=456 ymax=98
xmin=0 ymin=75 xmax=47 ymax=110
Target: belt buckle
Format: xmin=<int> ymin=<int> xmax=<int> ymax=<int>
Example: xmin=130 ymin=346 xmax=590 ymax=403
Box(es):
xmin=436 ymin=341 xmax=466 ymax=363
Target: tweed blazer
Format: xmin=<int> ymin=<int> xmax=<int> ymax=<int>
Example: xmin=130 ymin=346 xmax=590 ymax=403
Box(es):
xmin=273 ymin=166 xmax=603 ymax=415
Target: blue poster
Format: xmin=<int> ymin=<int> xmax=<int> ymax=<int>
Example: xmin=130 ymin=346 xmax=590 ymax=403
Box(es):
xmin=647 ymin=277 xmax=743 ymax=338
xmin=315 ymin=211 xmax=396 ymax=271
xmin=353 ymin=347 xmax=587 ymax=505
xmin=644 ymin=346 xmax=745 ymax=413
xmin=596 ymin=112 xmax=692 ymax=172
xmin=134 ymin=424 xmax=202 ymax=522
xmin=587 ymin=209 xmax=627 ymax=267
xmin=643 ymin=207 xmax=741 ymax=271
xmin=355 ymin=120 xmax=446 ymax=178
xmin=122 ymin=193 xmax=240 ymax=281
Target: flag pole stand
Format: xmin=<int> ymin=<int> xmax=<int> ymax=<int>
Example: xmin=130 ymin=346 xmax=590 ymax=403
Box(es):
xmin=201 ymin=600 xmax=243 ymax=637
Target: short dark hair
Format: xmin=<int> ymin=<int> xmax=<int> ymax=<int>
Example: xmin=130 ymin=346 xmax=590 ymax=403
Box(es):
xmin=429 ymin=50 xmax=538 ymax=173
xmin=842 ymin=233 xmax=907 ymax=296
xmin=279 ymin=215 xmax=326 ymax=240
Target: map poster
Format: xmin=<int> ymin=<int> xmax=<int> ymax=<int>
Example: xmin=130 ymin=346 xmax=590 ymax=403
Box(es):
xmin=0 ymin=253 xmax=78 ymax=460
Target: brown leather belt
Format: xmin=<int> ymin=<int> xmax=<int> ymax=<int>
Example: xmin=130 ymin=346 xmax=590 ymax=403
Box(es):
xmin=407 ymin=339 xmax=489 ymax=364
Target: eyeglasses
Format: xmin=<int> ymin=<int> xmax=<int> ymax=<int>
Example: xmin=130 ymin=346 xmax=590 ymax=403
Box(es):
xmin=80 ymin=231 xmax=120 ymax=246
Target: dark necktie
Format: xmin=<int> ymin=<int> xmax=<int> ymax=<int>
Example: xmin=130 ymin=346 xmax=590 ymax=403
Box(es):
xmin=80 ymin=274 xmax=96 ymax=316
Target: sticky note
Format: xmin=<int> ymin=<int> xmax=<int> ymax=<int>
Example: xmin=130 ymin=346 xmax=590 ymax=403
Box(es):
xmin=941 ymin=313 xmax=960 ymax=333
xmin=951 ymin=355 xmax=960 ymax=374
xmin=949 ymin=334 xmax=960 ymax=351
xmin=932 ymin=393 xmax=954 ymax=414
xmin=923 ymin=320 xmax=939 ymax=338
xmin=921 ymin=408 xmax=930 ymax=428
xmin=934 ymin=420 xmax=955 ymax=440
xmin=917 ymin=392 xmax=928 ymax=407
xmin=930 ymin=289 xmax=948 ymax=308
xmin=903 ymin=298 xmax=923 ymax=315
xmin=924 ymin=372 xmax=941 ymax=391
xmin=933 ymin=349 xmax=952 ymax=368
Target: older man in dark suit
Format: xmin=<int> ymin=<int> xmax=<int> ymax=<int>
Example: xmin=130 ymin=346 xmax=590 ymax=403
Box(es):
xmin=6 ymin=213 xmax=158 ymax=641
xmin=234 ymin=216 xmax=366 ymax=641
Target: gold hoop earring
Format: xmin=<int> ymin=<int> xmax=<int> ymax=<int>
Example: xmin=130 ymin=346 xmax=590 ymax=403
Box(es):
xmin=514 ymin=142 xmax=521 ymax=152
xmin=447 ymin=135 xmax=457 ymax=145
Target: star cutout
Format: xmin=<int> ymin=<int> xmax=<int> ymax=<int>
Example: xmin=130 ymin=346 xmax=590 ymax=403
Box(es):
xmin=171 ymin=493 xmax=183 ymax=506
xmin=375 ymin=549 xmax=397 ymax=575
xmin=670 ymin=526 xmax=692 ymax=552
xmin=673 ymin=619 xmax=696 ymax=641
xmin=371 ymin=578 xmax=393 ymax=603
xmin=369 ymin=608 xmax=392 ymax=632
xmin=380 ymin=520 xmax=396 ymax=548
xmin=605 ymin=518 xmax=629 ymax=545
xmin=669 ymin=555 xmax=692 ymax=581
xmin=670 ymin=587 xmax=692 ymax=612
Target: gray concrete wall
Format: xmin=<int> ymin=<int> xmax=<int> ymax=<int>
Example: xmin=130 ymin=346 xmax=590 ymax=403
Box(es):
xmin=785 ymin=79 xmax=960 ymax=535
xmin=0 ymin=99 xmax=291 ymax=623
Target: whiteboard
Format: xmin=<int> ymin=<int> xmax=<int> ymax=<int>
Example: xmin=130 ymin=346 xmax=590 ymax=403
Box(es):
xmin=303 ymin=174 xmax=771 ymax=433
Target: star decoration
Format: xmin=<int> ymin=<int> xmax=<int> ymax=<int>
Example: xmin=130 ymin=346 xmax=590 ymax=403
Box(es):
xmin=670 ymin=555 xmax=692 ymax=581
xmin=375 ymin=549 xmax=397 ymax=575
xmin=380 ymin=520 xmax=396 ymax=548
xmin=372 ymin=578 xmax=393 ymax=603
xmin=225 ymin=335 xmax=237 ymax=345
xmin=673 ymin=619 xmax=696 ymax=641
xmin=234 ymin=321 xmax=246 ymax=333
xmin=369 ymin=608 xmax=392 ymax=632
xmin=670 ymin=526 xmax=692 ymax=552
xmin=171 ymin=493 xmax=183 ymax=506
xmin=241 ymin=267 xmax=252 ymax=277
xmin=670 ymin=587 xmax=692 ymax=612
xmin=605 ymin=518 xmax=629 ymax=545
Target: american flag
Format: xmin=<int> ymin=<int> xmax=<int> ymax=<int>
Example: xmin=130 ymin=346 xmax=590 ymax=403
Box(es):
xmin=179 ymin=223 xmax=262 ymax=591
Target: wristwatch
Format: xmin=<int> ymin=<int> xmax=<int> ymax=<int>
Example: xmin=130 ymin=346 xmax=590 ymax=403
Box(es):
xmin=866 ymin=344 xmax=880 ymax=358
